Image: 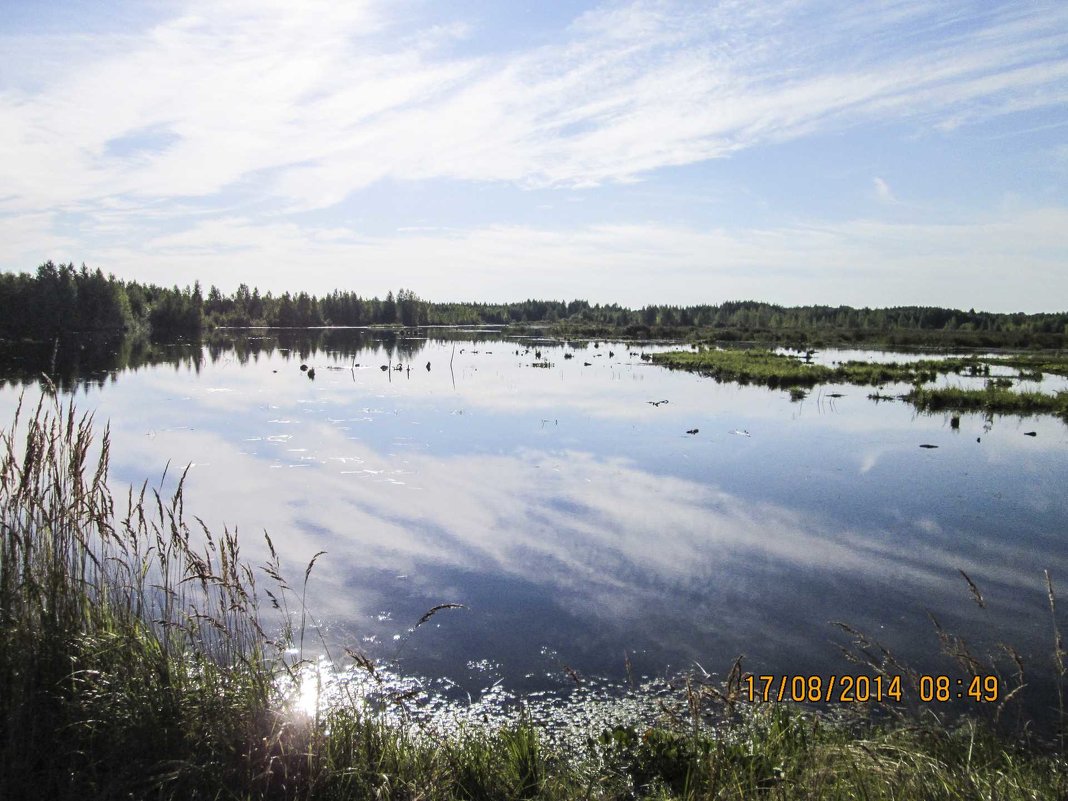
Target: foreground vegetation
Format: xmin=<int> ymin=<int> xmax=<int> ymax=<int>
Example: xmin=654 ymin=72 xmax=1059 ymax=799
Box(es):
xmin=3 ymin=261 xmax=1068 ymax=348
xmin=2 ymin=396 xmax=1066 ymax=799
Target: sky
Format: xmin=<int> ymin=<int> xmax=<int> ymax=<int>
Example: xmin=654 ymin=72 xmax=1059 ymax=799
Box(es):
xmin=1 ymin=0 xmax=1067 ymax=312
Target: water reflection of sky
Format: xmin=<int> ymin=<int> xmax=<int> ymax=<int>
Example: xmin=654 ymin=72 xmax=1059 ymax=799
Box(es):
xmin=2 ymin=334 xmax=1067 ymax=703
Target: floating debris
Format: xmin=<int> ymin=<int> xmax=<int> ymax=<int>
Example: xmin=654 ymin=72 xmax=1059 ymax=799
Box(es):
xmin=729 ymin=429 xmax=751 ymax=437
xmin=1024 ymin=431 xmax=1037 ymax=437
xmin=919 ymin=444 xmax=939 ymax=449
xmin=647 ymin=400 xmax=669 ymax=407
xmin=415 ymin=603 xmax=466 ymax=629
xmin=950 ymin=416 xmax=960 ymax=429
xmin=300 ymin=363 xmax=309 ymax=372
xmin=307 ymin=368 xmax=316 ymax=380
xmin=686 ymin=428 xmax=699 ymax=435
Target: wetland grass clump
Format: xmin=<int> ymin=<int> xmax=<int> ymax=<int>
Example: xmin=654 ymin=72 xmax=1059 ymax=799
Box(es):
xmin=905 ymin=385 xmax=1068 ymax=419
xmin=2 ymin=393 xmax=1067 ymax=800
xmin=648 ymin=348 xmax=981 ymax=389
xmin=653 ymin=347 xmax=1068 ymax=420
xmin=648 ymin=348 xmax=836 ymax=386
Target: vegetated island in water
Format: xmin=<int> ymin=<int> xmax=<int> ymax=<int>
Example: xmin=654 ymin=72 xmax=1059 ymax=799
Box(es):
xmin=648 ymin=348 xmax=1068 ymax=419
xmin=2 ymin=394 xmax=1067 ymax=800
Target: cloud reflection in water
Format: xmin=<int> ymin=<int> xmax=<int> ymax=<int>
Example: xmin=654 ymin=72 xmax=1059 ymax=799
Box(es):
xmin=2 ymin=334 xmax=1066 ymax=695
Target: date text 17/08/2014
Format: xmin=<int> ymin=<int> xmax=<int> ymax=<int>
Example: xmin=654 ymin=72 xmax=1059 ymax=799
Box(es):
xmin=744 ymin=674 xmax=999 ymax=704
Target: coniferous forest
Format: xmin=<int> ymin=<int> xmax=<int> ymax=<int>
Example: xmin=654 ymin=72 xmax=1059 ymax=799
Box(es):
xmin=2 ymin=261 xmax=1067 ymax=347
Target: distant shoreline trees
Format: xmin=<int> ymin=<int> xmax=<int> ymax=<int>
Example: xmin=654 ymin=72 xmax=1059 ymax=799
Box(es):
xmin=0 ymin=262 xmax=206 ymax=339
xmin=2 ymin=261 xmax=1066 ymax=347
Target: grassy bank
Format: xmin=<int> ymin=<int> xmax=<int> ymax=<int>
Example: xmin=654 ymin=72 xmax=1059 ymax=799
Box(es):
xmin=2 ymin=395 xmax=1066 ymax=799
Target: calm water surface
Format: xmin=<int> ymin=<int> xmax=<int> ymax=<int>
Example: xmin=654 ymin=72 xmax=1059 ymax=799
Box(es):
xmin=2 ymin=329 xmax=1067 ymax=715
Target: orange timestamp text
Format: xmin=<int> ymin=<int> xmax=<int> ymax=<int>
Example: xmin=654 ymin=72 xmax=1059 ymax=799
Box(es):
xmin=744 ymin=674 xmax=1000 ymax=704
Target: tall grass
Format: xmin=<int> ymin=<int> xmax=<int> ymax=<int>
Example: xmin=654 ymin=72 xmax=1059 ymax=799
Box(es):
xmin=2 ymin=392 xmax=1067 ymax=799
xmin=0 ymin=389 xmax=289 ymax=798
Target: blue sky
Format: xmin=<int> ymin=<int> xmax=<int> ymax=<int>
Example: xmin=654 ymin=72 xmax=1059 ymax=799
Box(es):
xmin=1 ymin=0 xmax=1067 ymax=311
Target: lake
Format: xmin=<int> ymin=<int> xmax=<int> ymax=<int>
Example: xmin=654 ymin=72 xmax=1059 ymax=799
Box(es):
xmin=2 ymin=328 xmax=1066 ymax=721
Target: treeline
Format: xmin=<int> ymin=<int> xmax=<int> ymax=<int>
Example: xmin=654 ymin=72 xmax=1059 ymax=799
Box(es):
xmin=0 ymin=262 xmax=204 ymax=338
xmin=204 ymin=288 xmax=599 ymax=328
xmin=168 ymin=285 xmax=1068 ymax=344
xmin=2 ymin=262 xmax=1067 ymax=346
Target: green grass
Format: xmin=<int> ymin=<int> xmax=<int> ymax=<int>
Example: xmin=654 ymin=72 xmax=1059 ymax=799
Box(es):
xmin=985 ymin=352 xmax=1068 ymax=378
xmin=2 ymin=394 xmax=1067 ymax=799
xmin=905 ymin=385 xmax=1068 ymax=418
xmin=595 ymin=705 xmax=1068 ymax=800
xmin=647 ymin=348 xmax=981 ymax=388
xmin=650 ymin=348 xmax=1068 ymax=419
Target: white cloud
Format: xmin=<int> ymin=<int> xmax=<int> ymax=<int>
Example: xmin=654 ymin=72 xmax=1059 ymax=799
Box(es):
xmin=71 ymin=205 xmax=1068 ymax=311
xmin=2 ymin=1 xmax=1067 ymax=310
xmin=0 ymin=212 xmax=79 ymax=268
xmin=873 ymin=177 xmax=896 ymax=203
xmin=2 ymin=1 xmax=1067 ymax=214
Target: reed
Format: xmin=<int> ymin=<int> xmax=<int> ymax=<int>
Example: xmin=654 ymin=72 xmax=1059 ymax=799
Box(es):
xmin=0 ymin=390 xmax=289 ymax=798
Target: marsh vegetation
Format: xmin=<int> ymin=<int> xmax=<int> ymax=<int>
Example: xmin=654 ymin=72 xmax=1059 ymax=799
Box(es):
xmin=650 ymin=347 xmax=1068 ymax=419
